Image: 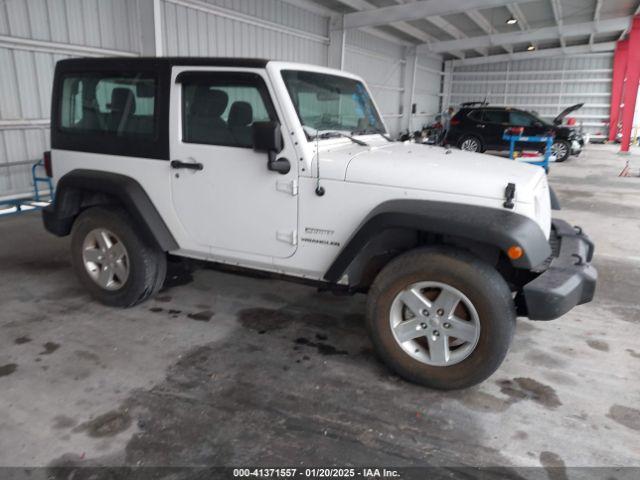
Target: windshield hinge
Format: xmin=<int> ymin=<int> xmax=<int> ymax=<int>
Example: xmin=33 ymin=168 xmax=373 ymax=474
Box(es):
xmin=276 ymin=179 xmax=298 ymax=196
xmin=503 ymin=183 xmax=516 ymax=209
xmin=276 ymin=229 xmax=298 ymax=246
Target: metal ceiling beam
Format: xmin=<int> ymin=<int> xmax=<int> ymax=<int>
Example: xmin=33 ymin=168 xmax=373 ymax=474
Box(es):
xmin=392 ymin=0 xmax=482 ymax=56
xmin=619 ymin=2 xmax=640 ymax=40
xmin=465 ymin=9 xmax=512 ymax=53
xmin=279 ymin=0 xmax=337 ymax=17
xmin=334 ymin=0 xmax=465 ymax=57
xmin=426 ymin=15 xmax=488 ymax=56
xmin=361 ymin=26 xmax=413 ymax=45
xmin=550 ymin=0 xmax=565 ymax=50
xmin=449 ymin=41 xmax=616 ymax=66
xmin=333 ymin=0 xmax=434 ymax=45
xmin=421 ymin=17 xmax=630 ymax=53
xmin=506 ymin=3 xmax=537 ymax=49
xmin=590 ymin=0 xmax=603 ymax=48
xmin=343 ymin=0 xmax=534 ymax=29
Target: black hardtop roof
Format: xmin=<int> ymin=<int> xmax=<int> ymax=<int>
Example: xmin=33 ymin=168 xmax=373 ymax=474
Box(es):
xmin=55 ymin=57 xmax=270 ymax=71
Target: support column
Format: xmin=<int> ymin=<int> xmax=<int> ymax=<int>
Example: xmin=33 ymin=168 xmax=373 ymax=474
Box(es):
xmin=441 ymin=61 xmax=454 ymax=112
xmin=620 ymin=15 xmax=640 ymax=152
xmin=328 ymin=15 xmax=345 ymax=70
xmin=154 ymin=0 xmax=164 ymax=56
xmin=138 ymin=0 xmax=163 ymax=56
xmin=401 ymin=46 xmax=417 ymax=132
xmin=609 ymin=39 xmax=628 ymax=142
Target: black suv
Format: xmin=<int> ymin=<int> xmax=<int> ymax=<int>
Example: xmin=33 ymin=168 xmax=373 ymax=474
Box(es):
xmin=446 ymin=103 xmax=583 ymax=162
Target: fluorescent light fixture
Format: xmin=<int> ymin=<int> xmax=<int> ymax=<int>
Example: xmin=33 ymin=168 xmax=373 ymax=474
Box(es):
xmin=506 ymin=17 xmax=518 ymax=25
xmin=527 ymin=44 xmax=536 ymax=51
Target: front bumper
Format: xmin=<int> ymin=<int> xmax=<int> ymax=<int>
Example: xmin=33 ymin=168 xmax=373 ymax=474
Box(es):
xmin=521 ymin=219 xmax=597 ymax=320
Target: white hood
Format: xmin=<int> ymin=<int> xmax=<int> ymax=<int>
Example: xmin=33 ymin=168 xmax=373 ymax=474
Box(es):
xmin=317 ymin=141 xmax=546 ymax=204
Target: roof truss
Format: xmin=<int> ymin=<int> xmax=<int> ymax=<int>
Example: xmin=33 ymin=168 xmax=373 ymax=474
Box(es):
xmin=288 ymin=0 xmax=635 ymax=63
xmin=343 ymin=0 xmax=535 ymax=29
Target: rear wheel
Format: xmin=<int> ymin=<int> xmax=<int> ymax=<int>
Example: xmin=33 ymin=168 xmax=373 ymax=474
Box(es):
xmin=366 ymin=248 xmax=515 ymax=390
xmin=551 ymin=139 xmax=571 ymax=162
xmin=70 ymin=206 xmax=166 ymax=307
xmin=458 ymin=135 xmax=483 ymax=153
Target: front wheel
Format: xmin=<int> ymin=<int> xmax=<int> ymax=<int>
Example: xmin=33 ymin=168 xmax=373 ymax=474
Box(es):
xmin=70 ymin=206 xmax=167 ymax=307
xmin=366 ymin=248 xmax=515 ymax=390
xmin=551 ymin=139 xmax=571 ymax=162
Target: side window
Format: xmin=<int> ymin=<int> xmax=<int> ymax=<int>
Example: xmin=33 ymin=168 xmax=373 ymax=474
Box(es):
xmin=510 ymin=111 xmax=536 ymax=127
xmin=181 ymin=72 xmax=276 ymax=148
xmin=59 ymin=74 xmax=157 ymax=137
xmin=483 ymin=110 xmax=509 ymax=124
xmin=467 ymin=110 xmax=483 ymax=122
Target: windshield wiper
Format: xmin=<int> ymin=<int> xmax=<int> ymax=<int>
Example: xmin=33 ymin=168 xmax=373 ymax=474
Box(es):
xmin=318 ymin=131 xmax=369 ymax=146
xmin=351 ymin=128 xmax=393 ymax=142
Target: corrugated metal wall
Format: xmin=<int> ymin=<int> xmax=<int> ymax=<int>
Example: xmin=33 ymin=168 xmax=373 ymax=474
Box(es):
xmin=159 ymin=0 xmax=328 ymax=65
xmin=344 ymin=30 xmax=406 ymax=135
xmin=0 ymin=0 xmax=141 ymax=200
xmin=446 ymin=53 xmax=613 ymax=139
xmin=159 ymin=1 xmax=424 ymax=136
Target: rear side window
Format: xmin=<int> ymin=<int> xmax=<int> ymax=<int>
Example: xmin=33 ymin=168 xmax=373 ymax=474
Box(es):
xmin=467 ymin=110 xmax=483 ymax=121
xmin=483 ymin=110 xmax=509 ymax=124
xmin=59 ymin=74 xmax=157 ymax=138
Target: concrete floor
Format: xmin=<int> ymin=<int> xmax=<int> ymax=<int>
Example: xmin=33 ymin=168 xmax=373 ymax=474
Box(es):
xmin=0 ymin=144 xmax=639 ymax=476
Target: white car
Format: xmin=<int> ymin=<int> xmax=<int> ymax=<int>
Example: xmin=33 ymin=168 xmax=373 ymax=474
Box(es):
xmin=43 ymin=58 xmax=596 ymax=389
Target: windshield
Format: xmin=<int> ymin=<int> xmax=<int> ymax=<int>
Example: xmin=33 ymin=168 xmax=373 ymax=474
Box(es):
xmin=281 ymin=70 xmax=384 ymax=138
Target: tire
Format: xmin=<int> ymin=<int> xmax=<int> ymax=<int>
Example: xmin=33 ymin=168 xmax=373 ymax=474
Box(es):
xmin=551 ymin=139 xmax=571 ymax=162
xmin=458 ymin=135 xmax=483 ymax=153
xmin=70 ymin=206 xmax=167 ymax=307
xmin=366 ymin=247 xmax=515 ymax=390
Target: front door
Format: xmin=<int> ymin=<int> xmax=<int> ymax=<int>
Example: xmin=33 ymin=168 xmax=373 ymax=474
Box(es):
xmin=169 ymin=68 xmax=298 ymax=259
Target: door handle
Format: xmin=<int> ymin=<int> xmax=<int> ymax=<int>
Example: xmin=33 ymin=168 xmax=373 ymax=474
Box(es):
xmin=171 ymin=160 xmax=203 ymax=171
xmin=476 ymin=124 xmax=485 ymax=128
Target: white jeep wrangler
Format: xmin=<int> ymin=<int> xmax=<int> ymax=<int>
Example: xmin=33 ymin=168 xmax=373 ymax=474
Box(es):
xmin=43 ymin=58 xmax=596 ymax=389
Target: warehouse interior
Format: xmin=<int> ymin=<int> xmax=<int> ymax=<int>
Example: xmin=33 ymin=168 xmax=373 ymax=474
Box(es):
xmin=1 ymin=0 xmax=639 ymax=477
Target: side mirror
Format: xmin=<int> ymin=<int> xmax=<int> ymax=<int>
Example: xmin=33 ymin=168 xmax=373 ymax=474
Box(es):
xmin=252 ymin=121 xmax=290 ymax=175
xmin=268 ymin=157 xmax=291 ymax=174
xmin=252 ymin=121 xmax=283 ymax=153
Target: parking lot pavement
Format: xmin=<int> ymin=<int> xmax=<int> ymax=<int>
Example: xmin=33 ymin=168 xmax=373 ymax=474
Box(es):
xmin=0 ymin=144 xmax=639 ymax=473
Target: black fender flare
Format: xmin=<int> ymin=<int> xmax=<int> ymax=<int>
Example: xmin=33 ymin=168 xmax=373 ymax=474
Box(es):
xmin=324 ymin=199 xmax=551 ymax=283
xmin=42 ymin=169 xmax=178 ymax=252
xmin=549 ymin=186 xmax=561 ymax=210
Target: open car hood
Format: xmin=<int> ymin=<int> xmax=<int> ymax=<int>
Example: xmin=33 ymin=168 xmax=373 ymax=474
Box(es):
xmin=553 ymin=103 xmax=584 ymax=125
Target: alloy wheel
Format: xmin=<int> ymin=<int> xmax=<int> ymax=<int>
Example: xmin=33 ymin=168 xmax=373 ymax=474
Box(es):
xmin=82 ymin=228 xmax=130 ymax=291
xmin=389 ymin=281 xmax=481 ymax=367
xmin=551 ymin=141 xmax=568 ymax=160
xmin=461 ymin=138 xmax=480 ymax=152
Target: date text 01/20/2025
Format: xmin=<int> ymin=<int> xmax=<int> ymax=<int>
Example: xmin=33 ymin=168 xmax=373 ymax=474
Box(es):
xmin=232 ymin=468 xmax=400 ymax=478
